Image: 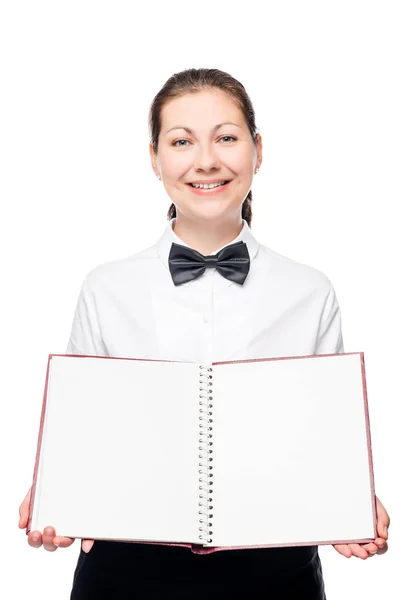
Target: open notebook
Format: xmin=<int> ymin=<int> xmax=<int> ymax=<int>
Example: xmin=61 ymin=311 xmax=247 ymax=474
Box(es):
xmin=27 ymin=352 xmax=377 ymax=555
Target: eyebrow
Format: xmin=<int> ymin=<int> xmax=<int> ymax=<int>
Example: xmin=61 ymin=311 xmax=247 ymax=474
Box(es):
xmin=166 ymin=122 xmax=241 ymax=135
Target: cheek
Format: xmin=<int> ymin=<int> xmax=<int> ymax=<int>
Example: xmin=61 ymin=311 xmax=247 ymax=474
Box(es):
xmin=157 ymin=148 xmax=184 ymax=180
xmin=224 ymin=147 xmax=254 ymax=174
xmin=166 ymin=162 xmax=193 ymax=183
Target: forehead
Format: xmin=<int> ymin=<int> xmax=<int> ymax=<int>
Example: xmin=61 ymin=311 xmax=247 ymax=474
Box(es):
xmin=160 ymin=89 xmax=245 ymax=131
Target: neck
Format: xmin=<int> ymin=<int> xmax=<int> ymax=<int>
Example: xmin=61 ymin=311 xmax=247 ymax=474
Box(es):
xmin=172 ymin=215 xmax=244 ymax=256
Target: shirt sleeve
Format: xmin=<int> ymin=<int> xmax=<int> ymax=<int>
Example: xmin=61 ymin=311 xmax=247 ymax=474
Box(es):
xmin=65 ymin=276 xmax=108 ymax=356
xmin=315 ymin=282 xmax=345 ymax=354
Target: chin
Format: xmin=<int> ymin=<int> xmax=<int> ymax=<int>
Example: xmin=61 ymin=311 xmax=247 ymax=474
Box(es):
xmin=190 ymin=208 xmax=239 ymax=223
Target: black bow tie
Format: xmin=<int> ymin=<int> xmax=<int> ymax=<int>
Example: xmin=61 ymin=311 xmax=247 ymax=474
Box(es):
xmin=168 ymin=241 xmax=250 ymax=286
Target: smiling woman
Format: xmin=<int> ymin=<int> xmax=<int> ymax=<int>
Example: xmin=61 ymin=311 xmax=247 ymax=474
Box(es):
xmin=148 ymin=69 xmax=262 ymax=254
xmin=20 ymin=67 xmax=389 ymax=600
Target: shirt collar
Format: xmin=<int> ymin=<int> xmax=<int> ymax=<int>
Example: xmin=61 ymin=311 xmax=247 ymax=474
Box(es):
xmin=155 ymin=218 xmax=260 ymax=288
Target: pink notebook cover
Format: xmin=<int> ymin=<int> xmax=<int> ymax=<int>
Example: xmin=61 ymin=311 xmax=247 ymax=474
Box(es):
xmin=27 ymin=351 xmax=377 ymax=555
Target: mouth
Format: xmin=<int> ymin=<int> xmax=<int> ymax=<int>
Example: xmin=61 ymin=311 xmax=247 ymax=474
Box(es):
xmin=186 ymin=180 xmax=232 ymax=195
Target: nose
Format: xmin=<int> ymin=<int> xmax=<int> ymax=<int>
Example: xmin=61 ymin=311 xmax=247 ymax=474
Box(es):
xmin=193 ymin=142 xmax=220 ymax=172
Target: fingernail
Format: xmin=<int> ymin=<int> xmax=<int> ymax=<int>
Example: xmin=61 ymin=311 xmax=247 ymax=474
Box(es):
xmin=32 ymin=535 xmax=39 ymax=542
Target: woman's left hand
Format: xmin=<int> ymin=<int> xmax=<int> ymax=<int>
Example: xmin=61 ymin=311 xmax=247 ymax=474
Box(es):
xmin=333 ymin=495 xmax=389 ymax=559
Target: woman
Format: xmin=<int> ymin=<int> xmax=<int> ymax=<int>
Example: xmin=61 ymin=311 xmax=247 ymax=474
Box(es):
xmin=19 ymin=68 xmax=389 ymax=599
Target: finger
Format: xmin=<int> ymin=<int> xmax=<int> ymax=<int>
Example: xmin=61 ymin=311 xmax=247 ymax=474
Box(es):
xmin=376 ymin=541 xmax=388 ymax=555
xmin=53 ymin=536 xmax=75 ymax=549
xmin=361 ymin=542 xmax=379 ymax=555
xmin=376 ymin=497 xmax=390 ymax=538
xmin=374 ymin=537 xmax=387 ymax=549
xmin=42 ymin=526 xmax=58 ymax=552
xmin=19 ymin=512 xmax=28 ymax=529
xmin=377 ymin=521 xmax=389 ymax=540
xmin=348 ymin=544 xmax=369 ymax=559
xmin=82 ymin=539 xmax=95 ymax=553
xmin=333 ymin=544 xmax=352 ymax=558
xmin=28 ymin=531 xmax=43 ymax=549
xmin=18 ymin=488 xmax=32 ymax=528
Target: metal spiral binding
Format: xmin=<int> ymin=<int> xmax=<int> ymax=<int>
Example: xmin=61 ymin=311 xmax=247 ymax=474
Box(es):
xmin=198 ymin=364 xmax=214 ymax=544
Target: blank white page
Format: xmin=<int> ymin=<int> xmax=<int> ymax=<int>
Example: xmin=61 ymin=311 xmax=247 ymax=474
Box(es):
xmin=210 ymin=353 xmax=375 ymax=547
xmin=30 ymin=355 xmax=200 ymax=544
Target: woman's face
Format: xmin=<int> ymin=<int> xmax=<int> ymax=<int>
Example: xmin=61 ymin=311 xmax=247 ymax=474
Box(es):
xmin=150 ymin=88 xmax=262 ymax=223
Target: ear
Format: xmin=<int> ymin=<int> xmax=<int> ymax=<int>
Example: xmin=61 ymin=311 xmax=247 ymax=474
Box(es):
xmin=255 ymin=133 xmax=263 ymax=171
xmin=149 ymin=142 xmax=158 ymax=177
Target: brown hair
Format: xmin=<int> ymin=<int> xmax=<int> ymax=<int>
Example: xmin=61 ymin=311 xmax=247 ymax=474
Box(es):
xmin=148 ymin=68 xmax=260 ymax=227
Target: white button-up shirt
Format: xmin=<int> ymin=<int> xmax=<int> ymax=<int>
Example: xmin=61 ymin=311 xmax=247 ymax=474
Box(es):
xmin=66 ymin=218 xmax=344 ymax=362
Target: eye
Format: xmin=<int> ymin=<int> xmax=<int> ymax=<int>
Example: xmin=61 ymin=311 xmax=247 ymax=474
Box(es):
xmin=172 ymin=136 xmax=237 ymax=147
xmin=172 ymin=139 xmax=190 ymax=147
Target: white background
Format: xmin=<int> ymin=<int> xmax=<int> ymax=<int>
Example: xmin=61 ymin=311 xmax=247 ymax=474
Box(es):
xmin=1 ymin=1 xmax=398 ymax=598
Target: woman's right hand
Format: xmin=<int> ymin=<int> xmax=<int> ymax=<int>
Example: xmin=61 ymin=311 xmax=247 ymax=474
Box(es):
xmin=18 ymin=487 xmax=94 ymax=553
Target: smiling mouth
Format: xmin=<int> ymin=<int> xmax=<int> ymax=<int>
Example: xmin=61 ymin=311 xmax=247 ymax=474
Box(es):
xmin=186 ymin=180 xmax=231 ymax=189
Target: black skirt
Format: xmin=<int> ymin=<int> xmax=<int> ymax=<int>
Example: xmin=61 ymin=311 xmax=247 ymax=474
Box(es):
xmin=70 ymin=541 xmax=326 ymax=599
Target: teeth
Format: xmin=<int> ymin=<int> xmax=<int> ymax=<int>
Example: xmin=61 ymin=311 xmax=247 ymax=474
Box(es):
xmin=191 ymin=181 xmax=227 ymax=189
